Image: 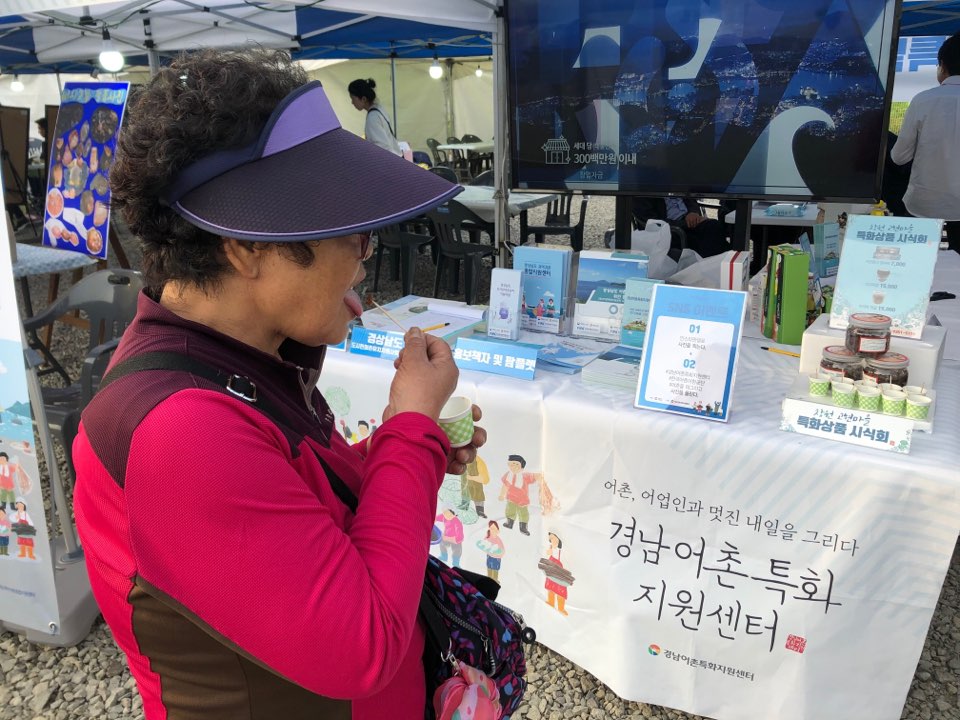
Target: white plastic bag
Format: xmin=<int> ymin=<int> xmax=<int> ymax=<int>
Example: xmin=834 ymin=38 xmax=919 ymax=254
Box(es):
xmin=669 ymin=252 xmax=726 ymax=289
xmin=630 ymin=220 xmax=677 ymax=280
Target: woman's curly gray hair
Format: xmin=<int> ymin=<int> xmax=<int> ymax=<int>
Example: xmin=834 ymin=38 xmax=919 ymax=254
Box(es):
xmin=111 ymin=48 xmax=314 ymax=292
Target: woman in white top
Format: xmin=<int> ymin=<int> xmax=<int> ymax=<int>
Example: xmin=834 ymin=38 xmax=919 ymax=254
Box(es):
xmin=348 ymin=78 xmax=402 ymax=156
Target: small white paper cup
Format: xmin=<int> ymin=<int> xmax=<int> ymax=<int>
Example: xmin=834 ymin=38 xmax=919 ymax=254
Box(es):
xmin=902 ymin=385 xmax=926 ymax=396
xmin=438 ymin=396 xmax=475 ymax=448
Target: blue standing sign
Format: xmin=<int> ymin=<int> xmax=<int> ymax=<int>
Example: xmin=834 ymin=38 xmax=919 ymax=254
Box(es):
xmin=635 ymin=285 xmax=747 ymax=422
xmin=42 ymin=82 xmax=130 ymax=260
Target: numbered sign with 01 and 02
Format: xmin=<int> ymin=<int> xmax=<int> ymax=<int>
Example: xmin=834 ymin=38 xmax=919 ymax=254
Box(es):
xmin=635 ymin=285 xmax=747 ymax=422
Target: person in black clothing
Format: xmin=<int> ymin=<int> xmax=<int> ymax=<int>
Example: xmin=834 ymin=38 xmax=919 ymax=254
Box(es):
xmin=631 ymin=196 xmax=730 ymax=258
xmin=881 ymin=131 xmax=911 ymax=217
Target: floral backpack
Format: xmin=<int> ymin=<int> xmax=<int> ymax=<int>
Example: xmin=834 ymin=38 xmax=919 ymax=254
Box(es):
xmin=420 ymin=556 xmax=536 ymax=720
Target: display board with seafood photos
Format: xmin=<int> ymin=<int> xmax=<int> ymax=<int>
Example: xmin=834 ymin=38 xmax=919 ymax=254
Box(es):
xmin=42 ymin=82 xmax=130 ymax=260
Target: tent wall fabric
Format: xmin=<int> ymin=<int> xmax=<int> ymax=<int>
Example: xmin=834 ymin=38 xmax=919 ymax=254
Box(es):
xmin=901 ymin=0 xmax=960 ymax=36
xmin=0 ymin=57 xmax=495 ymax=161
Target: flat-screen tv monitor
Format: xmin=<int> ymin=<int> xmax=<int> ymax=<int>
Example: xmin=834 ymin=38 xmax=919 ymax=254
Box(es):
xmin=507 ymin=0 xmax=901 ymax=201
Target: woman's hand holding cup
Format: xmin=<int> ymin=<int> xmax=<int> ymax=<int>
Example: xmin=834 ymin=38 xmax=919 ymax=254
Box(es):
xmin=385 ymin=327 xmax=458 ymax=422
xmin=443 ymin=403 xmax=487 ymax=476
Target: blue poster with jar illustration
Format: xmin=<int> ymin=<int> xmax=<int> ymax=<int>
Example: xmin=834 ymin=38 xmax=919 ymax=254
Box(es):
xmin=42 ymin=82 xmax=130 ymax=260
xmin=829 ymin=215 xmax=942 ymax=339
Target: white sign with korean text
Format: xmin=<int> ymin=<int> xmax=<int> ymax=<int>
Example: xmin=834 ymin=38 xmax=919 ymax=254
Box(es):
xmin=636 ymin=286 xmax=747 ymax=422
xmin=780 ymin=398 xmax=913 ymax=453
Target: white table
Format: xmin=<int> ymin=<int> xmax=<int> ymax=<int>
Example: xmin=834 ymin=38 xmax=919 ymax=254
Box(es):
xmin=723 ymin=202 xmax=822 ymax=229
xmin=724 ymin=202 xmax=823 ymax=272
xmin=930 ymin=249 xmax=960 ymax=360
xmin=319 ymin=335 xmax=960 ymax=720
xmin=437 ymin=140 xmax=494 ymax=154
xmin=454 ymin=185 xmax=555 ymax=223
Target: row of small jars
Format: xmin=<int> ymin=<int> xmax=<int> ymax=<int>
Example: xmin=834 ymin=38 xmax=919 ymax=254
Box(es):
xmin=821 ymin=345 xmax=910 ymax=386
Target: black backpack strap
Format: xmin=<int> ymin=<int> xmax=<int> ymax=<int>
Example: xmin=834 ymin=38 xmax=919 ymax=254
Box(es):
xmin=101 ymin=351 xmax=359 ymax=510
xmin=100 ymin=352 xmax=287 ymax=425
xmin=368 ymin=106 xmax=396 ymax=138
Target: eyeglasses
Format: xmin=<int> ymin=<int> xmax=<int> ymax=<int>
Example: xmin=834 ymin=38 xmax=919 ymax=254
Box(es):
xmin=356 ymin=232 xmax=372 ymax=261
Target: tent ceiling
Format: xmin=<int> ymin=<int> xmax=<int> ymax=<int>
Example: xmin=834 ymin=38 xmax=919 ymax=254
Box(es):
xmin=0 ymin=0 xmax=494 ymax=74
xmin=901 ymin=0 xmax=960 ymax=36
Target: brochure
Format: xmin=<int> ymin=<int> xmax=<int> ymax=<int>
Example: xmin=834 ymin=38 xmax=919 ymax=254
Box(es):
xmin=620 ymin=277 xmax=663 ymax=348
xmin=487 ymin=268 xmax=523 ymax=340
xmin=572 ymin=250 xmax=649 ymax=341
xmin=812 ymin=222 xmax=840 ymax=277
xmin=830 ymin=215 xmax=941 ymax=339
xmin=514 ymin=245 xmax=573 ymax=333
xmin=582 ymin=344 xmax=644 ymax=390
xmin=461 ymin=330 xmax=610 ymax=374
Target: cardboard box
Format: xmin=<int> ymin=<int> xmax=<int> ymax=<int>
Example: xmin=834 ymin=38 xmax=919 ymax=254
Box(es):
xmin=799 ymin=313 xmax=946 ymax=388
xmin=720 ymin=250 xmax=750 ymax=291
xmin=763 ymin=245 xmax=809 ymax=345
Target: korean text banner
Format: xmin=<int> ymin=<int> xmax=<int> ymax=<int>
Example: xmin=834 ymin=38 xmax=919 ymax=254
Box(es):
xmin=0 ymin=197 xmax=60 ymax=636
xmin=42 ymin=82 xmax=130 ymax=260
xmin=317 ymin=344 xmax=960 ymax=720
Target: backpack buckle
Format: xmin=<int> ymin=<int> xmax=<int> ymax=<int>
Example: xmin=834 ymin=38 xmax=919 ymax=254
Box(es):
xmin=225 ymin=374 xmax=257 ymax=402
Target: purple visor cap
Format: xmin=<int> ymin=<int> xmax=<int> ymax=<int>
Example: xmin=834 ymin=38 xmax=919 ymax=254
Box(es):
xmin=162 ymin=80 xmax=462 ymax=242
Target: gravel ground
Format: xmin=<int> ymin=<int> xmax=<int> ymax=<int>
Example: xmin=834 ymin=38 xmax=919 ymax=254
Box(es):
xmin=2 ymin=196 xmax=958 ymax=719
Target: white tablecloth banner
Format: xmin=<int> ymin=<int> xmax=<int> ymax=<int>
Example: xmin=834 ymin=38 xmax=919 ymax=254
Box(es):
xmin=321 ymin=338 xmax=960 ymax=720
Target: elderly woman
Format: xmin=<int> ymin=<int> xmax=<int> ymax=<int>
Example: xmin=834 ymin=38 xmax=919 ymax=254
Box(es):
xmin=73 ymin=49 xmax=483 ymax=720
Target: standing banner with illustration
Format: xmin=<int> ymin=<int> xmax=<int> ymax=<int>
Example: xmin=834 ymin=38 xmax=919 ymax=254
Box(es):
xmin=0 ymin=192 xmax=60 ymax=634
xmin=42 ymin=81 xmax=130 ymax=260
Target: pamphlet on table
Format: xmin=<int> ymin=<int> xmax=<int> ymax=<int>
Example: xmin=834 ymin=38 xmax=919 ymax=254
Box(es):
xmin=359 ymin=295 xmax=485 ymax=342
xmin=487 ymin=268 xmax=523 ymax=340
xmin=582 ymin=344 xmax=644 ymax=389
xmin=571 ymin=250 xmax=648 ymax=341
xmin=620 ymin=278 xmax=662 ymax=348
xmin=514 ymin=245 xmax=573 ymax=333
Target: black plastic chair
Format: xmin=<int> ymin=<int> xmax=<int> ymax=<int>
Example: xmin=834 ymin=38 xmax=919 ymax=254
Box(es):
xmin=426 ymin=138 xmax=450 ymax=168
xmin=427 ymin=201 xmax=496 ymax=305
xmin=428 ymin=166 xmax=459 ymax=184
xmin=519 ymin=194 xmax=590 ymax=252
xmin=22 ymin=268 xmax=144 ymax=477
xmin=373 ymin=224 xmax=434 ymax=296
xmin=446 ymin=136 xmax=472 ymax=182
xmin=460 ymin=133 xmax=493 ymax=176
xmin=468 ymin=169 xmax=495 ymax=186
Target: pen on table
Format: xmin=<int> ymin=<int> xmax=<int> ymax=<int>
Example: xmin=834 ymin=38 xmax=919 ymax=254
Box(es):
xmin=369 ymin=300 xmax=406 ymax=332
xmin=421 ymin=322 xmax=452 ymax=333
xmin=761 ymin=346 xmax=801 ymax=358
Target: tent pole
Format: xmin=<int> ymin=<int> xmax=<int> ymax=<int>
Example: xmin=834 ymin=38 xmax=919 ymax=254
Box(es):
xmin=443 ymin=59 xmax=456 ymax=139
xmin=493 ymin=12 xmax=509 ymax=267
xmin=390 ymin=50 xmax=398 ymax=137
